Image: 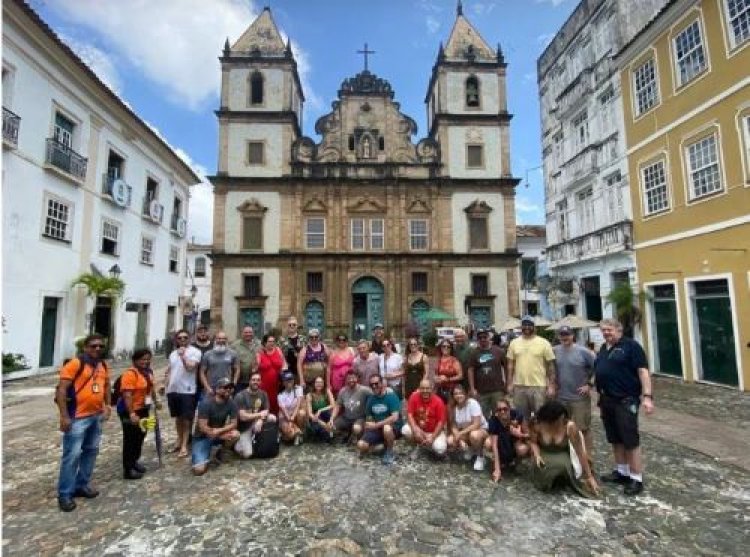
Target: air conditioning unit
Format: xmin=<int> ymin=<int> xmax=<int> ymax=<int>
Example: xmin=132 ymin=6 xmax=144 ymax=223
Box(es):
xmin=108 ymin=178 xmax=131 ymax=208
xmin=176 ymin=217 xmax=187 ymax=238
xmin=148 ymin=200 xmax=164 ymax=223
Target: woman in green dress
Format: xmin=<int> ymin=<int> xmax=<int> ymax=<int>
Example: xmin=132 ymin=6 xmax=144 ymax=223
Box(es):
xmin=306 ymin=376 xmax=335 ymax=442
xmin=529 ymin=401 xmax=599 ymax=497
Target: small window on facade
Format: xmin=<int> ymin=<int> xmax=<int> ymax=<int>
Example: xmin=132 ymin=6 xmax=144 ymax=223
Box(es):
xmin=106 ymin=150 xmax=125 ymax=181
xmin=686 ymin=134 xmax=722 ymax=199
xmin=140 ymin=236 xmax=154 ymax=265
xmin=409 ymin=219 xmax=428 ymax=250
xmin=471 ymin=274 xmax=489 ymax=296
xmin=306 ymin=272 xmax=323 ymax=293
xmin=572 ymin=111 xmax=589 ymax=150
xmin=54 ymin=112 xmax=75 ymax=147
xmin=468 ymin=216 xmax=489 ymax=250
xmin=306 ymin=218 xmax=325 ymax=249
xmin=247 ymin=141 xmax=264 ymax=165
xmin=724 ymin=0 xmax=750 ymax=48
xmin=674 ymin=20 xmax=707 ymax=86
xmin=250 ymin=71 xmax=264 ymax=105
xmin=467 ymin=144 xmax=483 ymax=168
xmin=43 ymin=195 xmax=72 ymax=241
xmin=411 ymin=272 xmax=428 ymax=293
xmin=370 ymin=218 xmax=384 ymax=249
xmin=243 ymin=275 xmax=261 ymax=298
xmin=144 ymin=177 xmax=159 ymax=215
xmin=348 ymin=135 xmax=355 ymax=151
xmin=465 ymin=75 xmax=480 ymax=107
xmin=633 ymin=58 xmax=659 ymax=116
xmin=242 ymin=216 xmax=263 ymax=250
xmin=521 ymin=259 xmax=537 ymax=288
xmin=101 ymin=219 xmax=120 ymax=256
xmin=169 ymin=246 xmax=179 ymax=273
xmin=351 ymin=218 xmax=365 ymax=250
xmin=194 ymin=256 xmax=206 ymax=277
xmin=642 ymin=160 xmax=670 ymax=215
xmin=743 ymin=115 xmax=750 ymax=182
xmin=378 ymin=137 xmax=385 ymax=151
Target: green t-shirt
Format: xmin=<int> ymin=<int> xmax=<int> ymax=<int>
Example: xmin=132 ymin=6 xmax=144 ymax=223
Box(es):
xmin=366 ymin=391 xmax=402 ymax=429
xmin=231 ymin=339 xmax=260 ymax=383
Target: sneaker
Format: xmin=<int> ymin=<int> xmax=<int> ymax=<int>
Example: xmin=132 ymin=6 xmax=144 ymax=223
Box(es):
xmin=123 ymin=469 xmax=144 ymax=480
xmin=293 ymin=433 xmax=303 ymax=446
xmin=473 ymin=456 xmax=486 ymax=472
xmin=623 ymin=479 xmax=644 ymax=496
xmin=132 ymin=462 xmax=146 ymax=474
xmin=58 ymin=497 xmax=76 ymax=512
xmin=73 ymin=486 xmax=99 ymax=499
xmin=601 ymin=470 xmax=630 ymax=484
xmin=382 ymin=450 xmax=395 ymax=465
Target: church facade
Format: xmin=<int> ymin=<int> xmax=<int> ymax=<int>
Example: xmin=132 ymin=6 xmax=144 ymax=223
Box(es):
xmin=209 ymin=6 xmax=520 ymax=340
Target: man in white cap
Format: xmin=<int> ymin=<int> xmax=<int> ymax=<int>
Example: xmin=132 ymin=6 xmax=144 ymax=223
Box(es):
xmin=506 ymin=316 xmax=556 ymax=419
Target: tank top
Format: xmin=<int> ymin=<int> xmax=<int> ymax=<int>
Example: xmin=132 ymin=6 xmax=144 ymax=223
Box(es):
xmin=310 ymin=392 xmax=329 ymax=413
xmin=404 ymin=354 xmax=426 ymax=399
xmin=329 ymin=349 xmax=355 ymax=394
xmin=436 ymin=356 xmax=460 ymax=389
xmin=304 ymin=344 xmax=327 ymax=364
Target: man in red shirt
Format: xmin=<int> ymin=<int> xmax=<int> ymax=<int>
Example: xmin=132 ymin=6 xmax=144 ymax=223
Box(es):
xmin=402 ymin=379 xmax=447 ymax=456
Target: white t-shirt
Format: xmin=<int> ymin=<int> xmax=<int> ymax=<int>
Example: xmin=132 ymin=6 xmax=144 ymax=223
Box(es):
xmin=278 ymin=389 xmax=302 ymax=415
xmin=453 ymin=398 xmax=488 ymax=430
xmin=379 ymin=353 xmax=404 ymax=387
xmin=167 ymin=345 xmax=202 ymax=394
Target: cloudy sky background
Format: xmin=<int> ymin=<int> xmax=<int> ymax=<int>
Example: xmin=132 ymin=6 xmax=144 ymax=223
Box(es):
xmin=31 ymin=0 xmax=576 ymax=243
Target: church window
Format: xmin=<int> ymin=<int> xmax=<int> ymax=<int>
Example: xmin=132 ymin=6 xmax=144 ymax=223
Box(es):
xmin=242 ymin=216 xmax=263 ymax=250
xmin=467 ymin=144 xmax=484 ymax=168
xmin=465 ymin=75 xmax=480 ymax=108
xmin=250 ymin=71 xmax=264 ymax=105
xmin=194 ymin=256 xmax=206 ymax=278
xmin=471 ymin=274 xmax=489 ymax=296
xmin=409 ymin=219 xmax=429 ymax=250
xmin=351 ymin=218 xmax=365 ymax=250
xmin=243 ymin=275 xmax=262 ymax=297
xmin=379 ymin=137 xmax=385 ymax=151
xmin=351 ymin=218 xmax=385 ymax=250
xmin=411 ymin=272 xmax=428 ymax=293
xmin=247 ymin=141 xmax=265 ymax=165
xmin=305 ymin=217 xmax=325 ymax=249
xmin=468 ymin=215 xmax=489 ymax=250
xmin=348 ymin=135 xmax=355 ymax=151
xmin=370 ymin=218 xmax=384 ymax=249
xmin=307 ymin=272 xmax=323 ymax=293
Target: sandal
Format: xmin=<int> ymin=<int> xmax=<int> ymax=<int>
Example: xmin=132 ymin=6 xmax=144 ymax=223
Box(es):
xmin=168 ymin=445 xmax=181 ymax=454
xmin=178 ymin=449 xmax=189 ymax=458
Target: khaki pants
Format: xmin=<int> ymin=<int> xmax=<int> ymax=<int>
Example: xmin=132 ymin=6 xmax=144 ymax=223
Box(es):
xmin=561 ymin=398 xmax=592 ymax=432
xmin=513 ymin=386 xmax=547 ymax=420
xmin=477 ymin=391 xmax=506 ymax=420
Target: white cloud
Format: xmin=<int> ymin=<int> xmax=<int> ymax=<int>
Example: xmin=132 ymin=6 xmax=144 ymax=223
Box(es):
xmin=426 ymin=15 xmax=441 ymax=34
xmin=537 ymin=33 xmax=555 ymax=47
xmin=535 ymin=0 xmax=568 ymax=6
xmin=472 ymin=3 xmax=497 ymax=16
xmin=516 ymin=196 xmax=542 ymax=214
xmin=47 ymin=0 xmax=319 ymax=111
xmin=59 ymin=33 xmax=122 ymax=94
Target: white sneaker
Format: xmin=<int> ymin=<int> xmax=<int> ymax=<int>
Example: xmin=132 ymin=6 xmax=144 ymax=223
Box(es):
xmin=473 ymin=456 xmax=486 ymax=472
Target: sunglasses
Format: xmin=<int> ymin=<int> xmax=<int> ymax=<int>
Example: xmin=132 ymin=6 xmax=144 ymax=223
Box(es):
xmin=408 ymin=343 xmax=418 ymax=346
xmin=369 ymin=382 xmax=381 ymax=388
xmin=89 ymin=344 xmax=105 ymax=349
xmin=177 ymin=336 xmax=188 ymax=340
xmin=496 ymin=407 xmax=510 ymax=413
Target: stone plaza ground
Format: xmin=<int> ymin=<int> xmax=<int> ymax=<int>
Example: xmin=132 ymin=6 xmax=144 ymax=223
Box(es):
xmin=2 ymin=365 xmax=750 ymax=556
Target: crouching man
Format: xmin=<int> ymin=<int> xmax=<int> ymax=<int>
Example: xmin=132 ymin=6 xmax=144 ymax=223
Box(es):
xmin=402 ymin=379 xmax=447 ymax=457
xmin=357 ymin=374 xmax=402 ymax=465
xmin=331 ymin=370 xmax=371 ymax=442
xmin=233 ymin=372 xmax=277 ymax=458
xmin=191 ymin=377 xmax=240 ymax=476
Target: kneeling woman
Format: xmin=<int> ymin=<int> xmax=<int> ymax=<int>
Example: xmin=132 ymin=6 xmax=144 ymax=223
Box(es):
xmin=447 ymin=385 xmax=489 ymax=472
xmin=306 ymin=376 xmax=335 ymax=441
xmin=278 ymin=372 xmax=306 ymax=444
xmin=118 ymin=349 xmax=159 ymax=480
xmin=529 ymin=401 xmax=599 ymax=497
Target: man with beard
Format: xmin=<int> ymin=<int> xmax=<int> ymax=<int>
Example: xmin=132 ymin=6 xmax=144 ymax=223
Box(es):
xmin=281 ymin=317 xmax=305 ymax=385
xmin=352 ymin=340 xmax=380 ymax=385
xmin=330 ymin=370 xmax=372 ymax=442
xmin=191 ymin=324 xmax=214 ymax=401
xmin=165 ymin=329 xmax=202 ymax=458
xmin=191 ymin=377 xmax=240 ymax=475
xmin=233 ymin=372 xmax=277 ymax=458
xmin=199 ymin=331 xmax=239 ymax=398
xmin=231 ymin=326 xmax=260 ymax=393
xmin=467 ymin=328 xmax=507 ymax=419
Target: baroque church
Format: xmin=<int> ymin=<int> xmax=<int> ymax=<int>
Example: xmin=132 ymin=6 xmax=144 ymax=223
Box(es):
xmin=209 ymin=5 xmax=520 ymax=339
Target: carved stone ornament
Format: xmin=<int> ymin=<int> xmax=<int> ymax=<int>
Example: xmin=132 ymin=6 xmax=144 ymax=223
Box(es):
xmin=302 ymin=196 xmax=328 ymax=213
xmin=347 ymin=196 xmax=386 ymax=213
xmin=318 ymin=147 xmax=341 ymax=163
xmin=292 ymin=137 xmax=316 ymax=162
xmin=465 ymin=127 xmax=483 ymax=142
xmin=236 ymin=198 xmax=268 ymax=214
xmin=464 ymin=199 xmax=493 ymax=215
xmin=407 ymin=197 xmax=432 ymax=214
xmin=416 ymin=138 xmax=439 ymax=161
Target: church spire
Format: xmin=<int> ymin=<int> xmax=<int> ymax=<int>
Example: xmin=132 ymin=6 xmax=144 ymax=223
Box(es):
xmin=228 ymin=6 xmax=286 ymax=55
xmin=457 ymin=1 xmax=463 ymax=16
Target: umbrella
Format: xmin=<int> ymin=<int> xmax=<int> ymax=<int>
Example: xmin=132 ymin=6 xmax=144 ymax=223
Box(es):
xmin=547 ymin=314 xmax=598 ymax=330
xmin=422 ymin=307 xmax=457 ymax=321
xmin=497 ymin=317 xmax=521 ymax=330
xmin=153 ymin=407 xmax=164 ymax=467
xmin=532 ymin=316 xmax=553 ymax=327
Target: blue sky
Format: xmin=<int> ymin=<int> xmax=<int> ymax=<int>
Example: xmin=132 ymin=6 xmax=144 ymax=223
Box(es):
xmin=30 ymin=0 xmax=577 ymax=243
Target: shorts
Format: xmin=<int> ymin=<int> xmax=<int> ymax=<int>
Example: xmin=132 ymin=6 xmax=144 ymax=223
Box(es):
xmin=492 ymin=430 xmax=517 ymax=467
xmin=513 ymin=386 xmax=547 ymax=420
xmin=361 ymin=425 xmax=402 ymax=446
xmin=167 ymin=393 xmax=196 ymax=419
xmin=333 ymin=415 xmax=364 ymax=434
xmin=562 ymin=398 xmax=592 ymax=432
xmin=191 ymin=436 xmax=222 ymax=468
xmin=477 ymin=391 xmax=506 ymax=419
xmin=599 ymin=395 xmax=640 ymax=449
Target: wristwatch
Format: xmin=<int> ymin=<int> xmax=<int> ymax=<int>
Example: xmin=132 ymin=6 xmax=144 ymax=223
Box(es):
xmin=642 ymin=393 xmax=653 ymax=400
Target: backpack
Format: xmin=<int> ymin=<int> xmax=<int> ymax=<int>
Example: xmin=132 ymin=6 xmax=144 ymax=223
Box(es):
xmin=54 ymin=357 xmax=109 ymax=418
xmin=112 ymin=368 xmax=154 ymax=414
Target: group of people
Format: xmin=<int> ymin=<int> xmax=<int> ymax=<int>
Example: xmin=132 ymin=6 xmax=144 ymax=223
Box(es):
xmin=54 ymin=315 xmax=654 ymax=513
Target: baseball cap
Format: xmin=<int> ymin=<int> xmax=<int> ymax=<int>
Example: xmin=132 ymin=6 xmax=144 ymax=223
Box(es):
xmin=373 ymin=323 xmax=384 ymax=329
xmin=520 ymin=315 xmax=535 ymax=326
xmin=213 ymin=377 xmax=233 ymax=390
xmin=281 ymin=371 xmax=295 ymax=382
xmin=308 ymin=328 xmax=320 ymax=337
xmin=476 ymin=328 xmax=491 ymax=337
xmin=558 ymin=325 xmax=574 ymax=336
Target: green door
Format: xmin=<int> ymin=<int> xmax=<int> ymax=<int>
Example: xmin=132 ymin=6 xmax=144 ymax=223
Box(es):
xmin=650 ymin=285 xmax=682 ymax=377
xmin=135 ymin=304 xmax=149 ymax=349
xmin=39 ymin=297 xmax=59 ymax=367
xmin=351 ymin=277 xmax=384 ymax=338
xmin=410 ymin=300 xmax=430 ymax=337
xmin=239 ymin=308 xmax=264 ymax=336
xmin=692 ymin=280 xmax=738 ymax=386
xmin=305 ymin=300 xmax=325 ymax=335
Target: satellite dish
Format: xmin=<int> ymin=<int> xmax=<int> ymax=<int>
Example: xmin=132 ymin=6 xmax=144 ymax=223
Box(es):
xmin=149 ymin=200 xmax=163 ymax=222
xmin=111 ymin=178 xmax=129 ymax=207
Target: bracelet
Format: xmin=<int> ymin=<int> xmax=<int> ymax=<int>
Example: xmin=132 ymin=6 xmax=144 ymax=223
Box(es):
xmin=643 ymin=394 xmax=653 ymax=399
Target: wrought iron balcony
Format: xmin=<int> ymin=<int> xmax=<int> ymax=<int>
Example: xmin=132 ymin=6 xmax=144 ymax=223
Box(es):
xmin=3 ymin=107 xmax=20 ymax=148
xmin=45 ymin=138 xmax=87 ymax=181
xmin=546 ymin=221 xmax=632 ymax=268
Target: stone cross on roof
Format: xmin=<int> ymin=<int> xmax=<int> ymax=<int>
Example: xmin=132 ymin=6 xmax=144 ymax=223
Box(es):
xmin=357 ymin=43 xmax=376 ymax=71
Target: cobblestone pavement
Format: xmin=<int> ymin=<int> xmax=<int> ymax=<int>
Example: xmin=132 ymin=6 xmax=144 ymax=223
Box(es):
xmin=2 ymin=374 xmax=749 ymax=556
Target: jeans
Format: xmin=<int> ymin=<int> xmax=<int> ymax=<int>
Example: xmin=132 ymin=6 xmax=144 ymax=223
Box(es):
xmin=58 ymin=414 xmax=103 ymax=498
xmin=120 ymin=408 xmax=149 ymax=472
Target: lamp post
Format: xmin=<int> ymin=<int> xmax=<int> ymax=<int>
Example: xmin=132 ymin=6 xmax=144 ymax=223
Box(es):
xmin=108 ymin=264 xmax=121 ymax=279
xmin=189 ymin=284 xmax=198 ymax=335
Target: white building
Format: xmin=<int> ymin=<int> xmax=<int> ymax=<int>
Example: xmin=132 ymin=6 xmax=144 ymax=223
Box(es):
xmin=182 ymin=243 xmax=212 ymax=332
xmin=537 ymin=0 xmax=666 ymax=320
xmin=516 ymin=225 xmax=546 ymax=317
xmin=2 ymin=0 xmax=199 ymax=370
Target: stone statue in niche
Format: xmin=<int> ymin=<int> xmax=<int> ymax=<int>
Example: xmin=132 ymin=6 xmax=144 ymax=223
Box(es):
xmin=361 ymin=136 xmax=372 ymax=159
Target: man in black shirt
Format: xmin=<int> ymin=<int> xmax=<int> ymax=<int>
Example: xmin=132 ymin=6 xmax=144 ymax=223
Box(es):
xmin=594 ymin=318 xmax=654 ymax=495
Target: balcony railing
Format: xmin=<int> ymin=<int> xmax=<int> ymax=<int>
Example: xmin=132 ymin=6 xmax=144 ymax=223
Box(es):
xmin=547 ymin=221 xmax=632 ymax=268
xmin=562 ymin=147 xmax=598 ymax=187
xmin=45 ymin=138 xmax=87 ymax=181
xmin=556 ymin=71 xmax=592 ymax=118
xmin=3 ymin=107 xmax=20 ymax=148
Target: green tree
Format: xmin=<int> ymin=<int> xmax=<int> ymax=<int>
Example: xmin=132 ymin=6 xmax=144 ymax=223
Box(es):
xmin=606 ymin=283 xmax=648 ymax=338
xmin=71 ymin=273 xmax=125 ymax=334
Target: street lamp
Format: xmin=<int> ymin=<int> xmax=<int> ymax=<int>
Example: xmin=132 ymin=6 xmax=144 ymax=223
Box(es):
xmin=108 ymin=264 xmax=121 ymax=279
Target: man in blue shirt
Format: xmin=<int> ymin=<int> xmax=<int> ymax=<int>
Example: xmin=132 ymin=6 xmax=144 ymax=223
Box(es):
xmin=594 ymin=318 xmax=654 ymax=495
xmin=357 ymin=374 xmax=402 ymax=465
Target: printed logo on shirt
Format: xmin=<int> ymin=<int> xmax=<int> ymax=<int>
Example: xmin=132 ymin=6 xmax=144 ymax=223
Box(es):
xmin=372 ymin=403 xmax=388 ymax=414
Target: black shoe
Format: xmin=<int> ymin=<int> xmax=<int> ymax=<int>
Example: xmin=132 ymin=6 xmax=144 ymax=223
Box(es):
xmin=123 ymin=469 xmax=144 ymax=480
xmin=132 ymin=462 xmax=146 ymax=473
xmin=601 ymin=470 xmax=630 ymax=484
xmin=73 ymin=486 xmax=99 ymax=498
xmin=624 ymin=479 xmax=644 ymax=496
xmin=58 ymin=497 xmax=77 ymax=512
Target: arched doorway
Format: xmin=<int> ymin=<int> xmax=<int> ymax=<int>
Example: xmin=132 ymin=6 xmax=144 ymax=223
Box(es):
xmin=351 ymin=276 xmax=384 ymax=339
xmin=305 ymin=300 xmax=325 ymax=335
xmin=410 ymin=299 xmax=430 ymax=338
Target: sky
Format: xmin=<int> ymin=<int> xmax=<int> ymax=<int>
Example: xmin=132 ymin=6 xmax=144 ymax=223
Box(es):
xmin=29 ymin=0 xmax=578 ymax=244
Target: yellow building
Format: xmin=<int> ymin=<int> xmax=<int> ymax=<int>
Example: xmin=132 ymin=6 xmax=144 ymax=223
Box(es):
xmin=617 ymin=0 xmax=750 ymax=389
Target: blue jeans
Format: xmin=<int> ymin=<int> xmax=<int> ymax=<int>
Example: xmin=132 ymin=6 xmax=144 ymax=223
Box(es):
xmin=58 ymin=414 xmax=103 ymax=498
